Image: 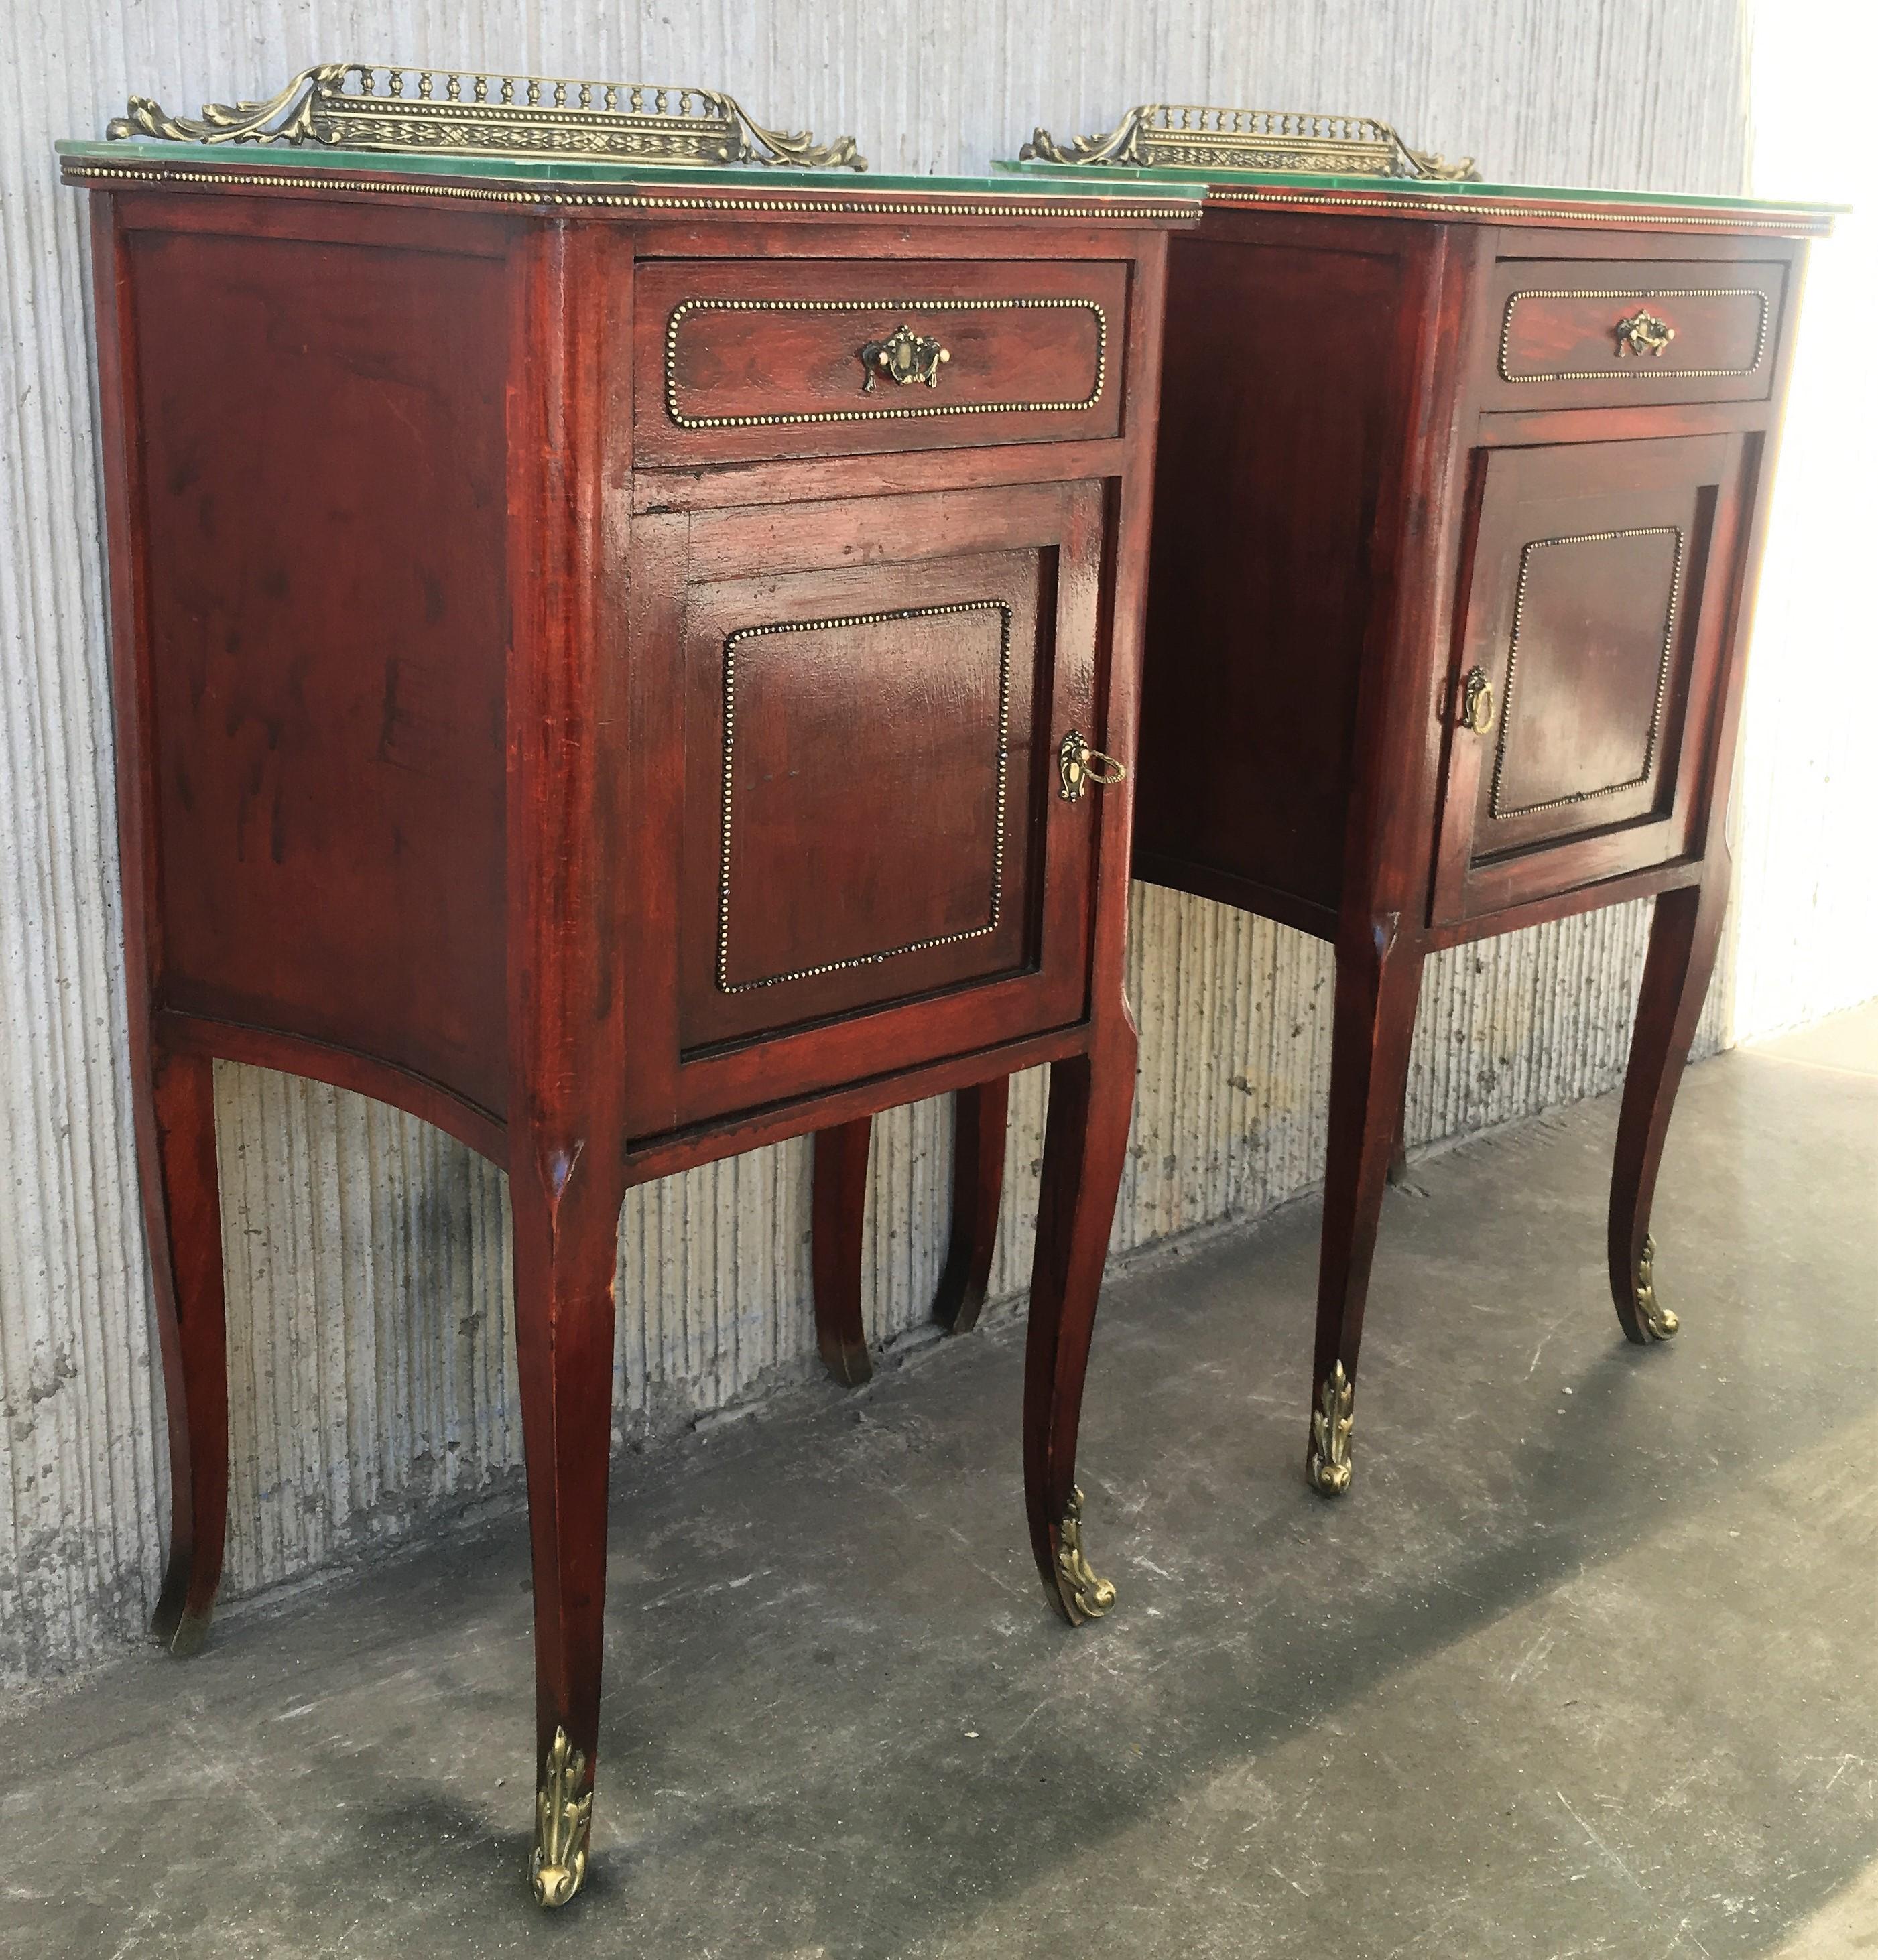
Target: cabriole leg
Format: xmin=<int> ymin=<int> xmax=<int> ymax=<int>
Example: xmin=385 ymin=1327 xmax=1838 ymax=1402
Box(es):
xmin=1385 ymin=1100 xmax=1411 ymax=1188
xmin=1023 ymin=1023 xmax=1136 ymax=1626
xmin=1609 ymin=870 xmax=1729 ymax=1344
xmin=1308 ymin=922 xmax=1424 ymax=1497
xmin=932 ymin=1077 xmax=1010 ymax=1335
xmin=141 ymin=1049 xmax=229 ymax=1658
xmin=812 ymin=1078 xmax=1011 ymax=1384
xmin=811 ymin=1117 xmax=874 ymax=1386
xmin=513 ymin=1158 xmax=623 ymax=1910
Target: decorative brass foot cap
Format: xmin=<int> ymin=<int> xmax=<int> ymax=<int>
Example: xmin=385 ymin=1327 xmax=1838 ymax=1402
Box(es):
xmin=1306 ymin=1361 xmax=1355 ymax=1496
xmin=1054 ymin=1486 xmax=1117 ymax=1624
xmin=1633 ymin=1236 xmax=1680 ymax=1342
xmin=529 ymin=1727 xmax=594 ymax=1910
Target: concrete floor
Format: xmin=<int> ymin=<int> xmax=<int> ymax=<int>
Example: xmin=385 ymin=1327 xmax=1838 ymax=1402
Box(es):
xmin=3 ymin=1009 xmax=1874 ymax=1959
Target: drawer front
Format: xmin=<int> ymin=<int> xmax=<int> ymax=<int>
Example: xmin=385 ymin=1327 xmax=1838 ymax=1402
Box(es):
xmin=1486 ymin=258 xmax=1788 ymax=409
xmin=635 ymin=259 xmax=1126 ymax=464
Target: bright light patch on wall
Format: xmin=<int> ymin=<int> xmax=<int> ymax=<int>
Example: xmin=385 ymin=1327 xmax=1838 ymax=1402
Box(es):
xmin=1733 ymin=3 xmax=1878 ymax=1037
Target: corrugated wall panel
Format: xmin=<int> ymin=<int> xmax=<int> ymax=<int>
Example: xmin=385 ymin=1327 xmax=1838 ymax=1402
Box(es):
xmin=0 ymin=0 xmax=1768 ymax=1682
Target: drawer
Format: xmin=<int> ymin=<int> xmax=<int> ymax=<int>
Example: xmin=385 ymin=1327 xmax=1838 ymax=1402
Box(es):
xmin=634 ymin=259 xmax=1127 ymax=464
xmin=1484 ymin=257 xmax=1788 ymax=409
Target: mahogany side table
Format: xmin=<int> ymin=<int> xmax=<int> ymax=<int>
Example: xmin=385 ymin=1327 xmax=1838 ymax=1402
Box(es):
xmin=811 ymin=124 xmax=1834 ymax=1500
xmin=62 ymin=68 xmax=1201 ymax=1906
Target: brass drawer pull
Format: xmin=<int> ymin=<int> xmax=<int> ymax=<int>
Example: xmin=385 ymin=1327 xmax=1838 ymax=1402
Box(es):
xmin=1613 ymin=307 xmax=1676 ymax=358
xmin=859 ymin=322 xmax=950 ymax=391
xmin=1057 ymin=728 xmax=1127 ymax=801
xmin=1460 ymin=667 xmax=1496 ymax=735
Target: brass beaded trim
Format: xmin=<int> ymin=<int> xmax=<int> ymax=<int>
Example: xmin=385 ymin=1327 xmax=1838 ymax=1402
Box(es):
xmin=60 ymin=159 xmax=1195 ymax=222
xmin=1488 ymin=526 xmax=1686 ymax=822
xmin=664 ymin=296 xmax=1105 ymax=430
xmin=1204 ymin=185 xmax=1823 ymax=233
xmin=1500 ymin=287 xmax=1771 ymax=383
xmin=717 ymin=600 xmax=1012 ymax=993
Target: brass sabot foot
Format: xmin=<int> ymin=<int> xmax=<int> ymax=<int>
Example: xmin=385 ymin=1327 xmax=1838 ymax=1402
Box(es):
xmin=1306 ymin=1362 xmax=1355 ymax=1496
xmin=1054 ymin=1486 xmax=1117 ymax=1624
xmin=530 ymin=1727 xmax=594 ymax=1909
xmin=1633 ymin=1235 xmax=1679 ymax=1342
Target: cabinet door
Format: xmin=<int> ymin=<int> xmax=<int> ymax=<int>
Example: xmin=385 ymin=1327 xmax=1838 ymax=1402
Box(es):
xmin=1431 ymin=433 xmax=1749 ymax=925
xmin=621 ymin=480 xmax=1116 ymax=1134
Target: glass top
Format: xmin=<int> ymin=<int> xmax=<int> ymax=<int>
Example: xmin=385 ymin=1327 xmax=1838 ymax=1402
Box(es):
xmin=993 ymin=155 xmax=1841 ymax=220
xmin=58 ymin=138 xmax=1210 ymax=204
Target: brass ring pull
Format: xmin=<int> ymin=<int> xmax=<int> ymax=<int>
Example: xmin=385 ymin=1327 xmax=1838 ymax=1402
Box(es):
xmin=1460 ymin=667 xmax=1496 ymax=735
xmin=1058 ymin=728 xmax=1128 ymax=802
xmin=859 ymin=322 xmax=950 ymax=392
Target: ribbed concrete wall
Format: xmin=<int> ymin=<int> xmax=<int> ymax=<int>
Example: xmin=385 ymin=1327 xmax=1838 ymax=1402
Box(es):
xmin=0 ymin=1 xmax=1757 ymax=1681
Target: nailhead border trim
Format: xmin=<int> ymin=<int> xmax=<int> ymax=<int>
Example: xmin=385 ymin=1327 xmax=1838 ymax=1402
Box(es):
xmin=1204 ymin=185 xmax=1825 ymax=234
xmin=664 ymin=296 xmax=1105 ymax=430
xmin=1488 ymin=525 xmax=1688 ymax=822
xmin=62 ymin=159 xmax=1196 ymax=223
xmin=717 ymin=600 xmax=1013 ymax=993
xmin=1500 ymin=287 xmax=1771 ymax=383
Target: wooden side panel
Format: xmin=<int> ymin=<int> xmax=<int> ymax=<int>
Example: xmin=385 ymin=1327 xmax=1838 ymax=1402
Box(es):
xmin=1132 ymin=230 xmax=1420 ymax=923
xmin=128 ymin=225 xmax=511 ymax=1114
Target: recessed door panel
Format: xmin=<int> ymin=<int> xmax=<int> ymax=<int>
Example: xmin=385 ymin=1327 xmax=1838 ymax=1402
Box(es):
xmin=682 ymin=549 xmax=1046 ymax=1047
xmin=1432 ymin=434 xmax=1747 ymax=925
xmin=721 ymin=600 xmax=1015 ymax=990
xmin=1489 ymin=521 xmax=1688 ymax=820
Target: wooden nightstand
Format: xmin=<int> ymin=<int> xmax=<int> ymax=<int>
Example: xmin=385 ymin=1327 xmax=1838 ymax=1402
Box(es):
xmin=813 ymin=117 xmax=1834 ymax=1503
xmin=62 ymin=68 xmax=1200 ymax=1906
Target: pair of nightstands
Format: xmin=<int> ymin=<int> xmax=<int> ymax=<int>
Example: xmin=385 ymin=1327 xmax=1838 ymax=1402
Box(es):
xmin=62 ymin=68 xmax=1830 ymax=1910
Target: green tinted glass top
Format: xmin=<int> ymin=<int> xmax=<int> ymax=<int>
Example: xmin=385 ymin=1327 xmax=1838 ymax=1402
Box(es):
xmin=994 ymin=156 xmax=1839 ymax=222
xmin=57 ymin=137 xmax=1207 ymax=204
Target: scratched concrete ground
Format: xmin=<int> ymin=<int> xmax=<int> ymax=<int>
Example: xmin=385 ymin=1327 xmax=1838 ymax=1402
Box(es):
xmin=3 ymin=1006 xmax=1874 ymax=1959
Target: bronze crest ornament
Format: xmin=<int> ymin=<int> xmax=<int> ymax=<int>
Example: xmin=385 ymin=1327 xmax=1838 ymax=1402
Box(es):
xmin=1020 ymin=103 xmax=1478 ymax=181
xmin=107 ymin=62 xmax=865 ymax=169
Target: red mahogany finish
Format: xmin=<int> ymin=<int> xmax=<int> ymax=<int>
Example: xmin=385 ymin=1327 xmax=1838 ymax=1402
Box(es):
xmin=637 ymin=257 xmax=1125 ymax=460
xmin=70 ymin=148 xmax=1189 ymax=1906
xmin=1142 ymin=206 xmax=1814 ymax=1498
xmin=838 ymin=186 xmax=1824 ymax=1498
